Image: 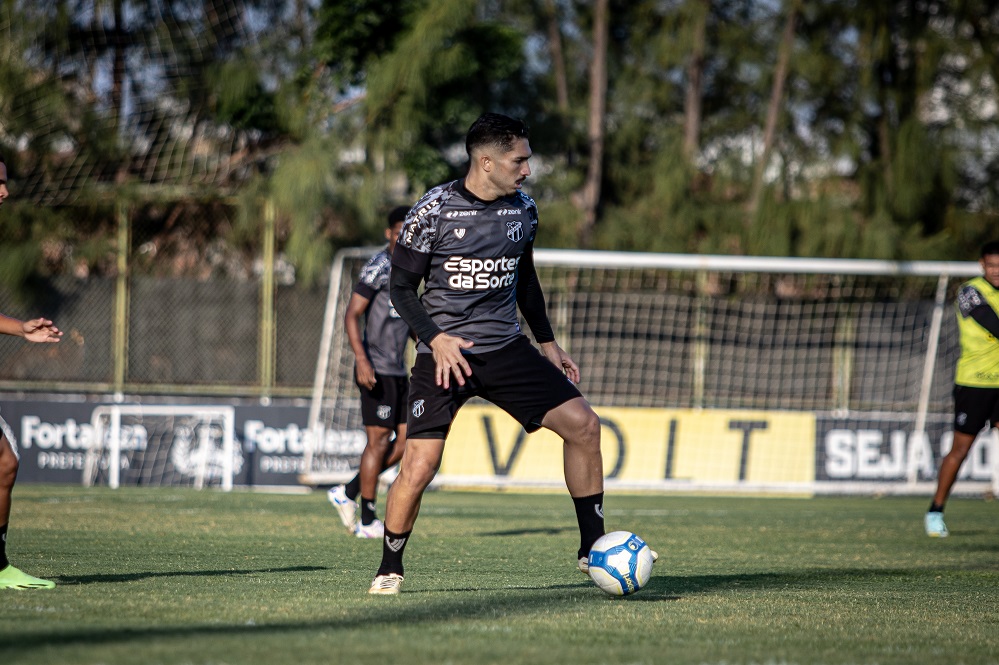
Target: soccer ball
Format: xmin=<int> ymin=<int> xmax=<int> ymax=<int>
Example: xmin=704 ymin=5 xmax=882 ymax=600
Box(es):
xmin=587 ymin=531 xmax=655 ymax=596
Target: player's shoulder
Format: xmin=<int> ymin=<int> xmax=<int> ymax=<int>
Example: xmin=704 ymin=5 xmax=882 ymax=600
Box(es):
xmin=409 ymin=180 xmax=462 ymax=223
xmin=399 ymin=180 xmax=462 ymax=252
xmin=512 ymin=190 xmax=539 ymax=222
xmin=359 ymin=250 xmax=392 ymax=285
xmin=958 ymin=281 xmax=988 ymax=315
xmin=513 ymin=189 xmax=537 ymax=209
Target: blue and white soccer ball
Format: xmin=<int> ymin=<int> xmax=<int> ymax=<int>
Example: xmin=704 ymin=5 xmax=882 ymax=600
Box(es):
xmin=587 ymin=531 xmax=655 ymax=596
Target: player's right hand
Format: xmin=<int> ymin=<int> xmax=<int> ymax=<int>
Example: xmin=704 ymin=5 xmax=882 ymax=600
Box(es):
xmin=355 ymin=358 xmax=377 ymax=390
xmin=429 ymin=334 xmax=474 ymax=389
xmin=22 ymin=318 xmax=62 ymax=343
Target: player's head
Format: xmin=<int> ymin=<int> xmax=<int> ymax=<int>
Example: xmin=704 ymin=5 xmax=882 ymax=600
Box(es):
xmin=980 ymin=241 xmax=999 ymax=288
xmin=465 ymin=113 xmax=532 ymax=197
xmin=0 ymin=152 xmax=8 ymax=209
xmin=385 ymin=205 xmax=409 ymax=253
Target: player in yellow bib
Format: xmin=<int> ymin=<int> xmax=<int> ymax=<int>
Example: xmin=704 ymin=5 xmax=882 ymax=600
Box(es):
xmin=925 ymin=241 xmax=999 ymax=537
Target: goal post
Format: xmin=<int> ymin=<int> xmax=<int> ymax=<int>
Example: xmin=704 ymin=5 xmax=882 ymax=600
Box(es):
xmin=306 ymin=248 xmax=996 ymax=495
xmin=84 ymin=404 xmax=237 ymax=490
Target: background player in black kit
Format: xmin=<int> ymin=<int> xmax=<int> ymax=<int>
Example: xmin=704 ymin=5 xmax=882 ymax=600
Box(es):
xmin=328 ymin=206 xmax=411 ymax=539
xmin=368 ymin=113 xmax=654 ymax=594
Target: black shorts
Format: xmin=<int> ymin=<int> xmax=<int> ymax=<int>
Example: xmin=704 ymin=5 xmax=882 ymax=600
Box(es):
xmin=406 ymin=335 xmax=583 ymax=439
xmin=358 ymin=374 xmax=410 ymax=428
xmin=953 ymin=385 xmax=999 ymax=435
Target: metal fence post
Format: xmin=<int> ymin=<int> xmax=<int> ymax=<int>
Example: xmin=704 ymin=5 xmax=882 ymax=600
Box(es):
xmin=112 ymin=202 xmax=130 ymax=399
xmin=258 ymin=198 xmax=276 ymax=402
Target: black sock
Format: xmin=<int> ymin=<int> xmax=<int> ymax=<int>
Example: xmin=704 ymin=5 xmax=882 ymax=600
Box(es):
xmin=572 ymin=492 xmax=605 ymax=560
xmin=344 ymin=474 xmax=361 ymax=501
xmin=376 ymin=528 xmax=411 ymax=576
xmin=929 ymin=502 xmax=944 ymax=513
xmin=361 ymin=497 xmax=377 ymax=525
xmin=0 ymin=523 xmax=9 ymax=570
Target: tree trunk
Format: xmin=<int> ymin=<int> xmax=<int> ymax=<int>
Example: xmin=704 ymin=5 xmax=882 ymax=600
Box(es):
xmin=544 ymin=0 xmax=570 ymax=115
xmin=683 ymin=0 xmax=710 ymax=162
xmin=112 ymin=0 xmax=124 ymax=132
xmin=748 ymin=0 xmax=799 ymax=216
xmin=578 ymin=0 xmax=609 ymax=248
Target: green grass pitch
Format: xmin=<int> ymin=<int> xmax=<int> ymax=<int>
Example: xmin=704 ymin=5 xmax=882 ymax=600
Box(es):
xmin=2 ymin=485 xmax=998 ymax=665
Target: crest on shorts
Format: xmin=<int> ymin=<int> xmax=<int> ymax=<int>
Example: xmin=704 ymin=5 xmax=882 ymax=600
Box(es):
xmin=506 ymin=220 xmax=523 ymax=242
xmin=454 ymin=228 xmax=466 ymax=239
xmin=377 ymin=405 xmax=392 ymax=420
xmin=412 ymin=399 xmax=425 ymax=418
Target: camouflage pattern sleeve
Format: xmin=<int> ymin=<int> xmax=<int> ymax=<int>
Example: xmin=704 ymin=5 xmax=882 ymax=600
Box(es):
xmin=958 ymin=284 xmax=985 ymax=318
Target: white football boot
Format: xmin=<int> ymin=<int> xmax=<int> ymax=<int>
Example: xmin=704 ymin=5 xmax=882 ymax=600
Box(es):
xmin=327 ymin=485 xmax=358 ymax=532
xmin=354 ymin=519 xmax=385 ymax=539
xmin=369 ymin=573 xmax=404 ymax=595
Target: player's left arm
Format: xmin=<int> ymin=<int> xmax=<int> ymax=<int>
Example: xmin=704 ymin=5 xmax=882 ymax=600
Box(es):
xmin=0 ymin=313 xmax=62 ymax=343
xmin=517 ymin=243 xmax=580 ymax=383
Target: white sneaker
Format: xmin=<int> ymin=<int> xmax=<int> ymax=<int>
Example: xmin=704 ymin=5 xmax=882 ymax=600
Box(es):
xmin=355 ymin=519 xmax=385 ymax=539
xmin=369 ymin=573 xmax=404 ymax=595
xmin=925 ymin=511 xmax=948 ymax=537
xmin=327 ymin=485 xmax=357 ymax=532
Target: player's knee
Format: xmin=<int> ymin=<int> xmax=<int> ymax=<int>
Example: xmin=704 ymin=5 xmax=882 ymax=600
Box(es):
xmin=567 ymin=406 xmax=601 ymax=452
xmin=400 ymin=451 xmax=440 ymax=488
xmin=948 ymin=432 xmax=977 ymax=458
xmin=0 ymin=448 xmax=18 ymax=489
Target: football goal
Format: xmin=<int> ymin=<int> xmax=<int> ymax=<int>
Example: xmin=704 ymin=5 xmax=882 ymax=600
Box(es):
xmin=306 ymin=248 xmax=998 ymax=495
xmin=83 ymin=404 xmax=237 ymax=490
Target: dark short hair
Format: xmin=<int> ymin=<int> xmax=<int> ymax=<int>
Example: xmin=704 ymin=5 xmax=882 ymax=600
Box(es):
xmin=465 ymin=113 xmax=529 ymax=158
xmin=387 ymin=205 xmax=409 ymax=228
xmin=982 ymin=241 xmax=999 ymax=258
xmin=0 ymin=153 xmax=5 ymax=165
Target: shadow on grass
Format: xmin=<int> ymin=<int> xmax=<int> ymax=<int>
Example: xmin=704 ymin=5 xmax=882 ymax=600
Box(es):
xmin=56 ymin=565 xmax=329 ymax=585
xmin=635 ymin=567 xmax=919 ymax=600
xmin=477 ymin=527 xmax=575 ymax=536
xmin=10 ymin=566 xmax=922 ymax=651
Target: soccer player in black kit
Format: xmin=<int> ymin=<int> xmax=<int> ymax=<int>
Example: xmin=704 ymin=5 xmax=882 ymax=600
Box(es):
xmin=368 ymin=113 xmax=655 ymax=594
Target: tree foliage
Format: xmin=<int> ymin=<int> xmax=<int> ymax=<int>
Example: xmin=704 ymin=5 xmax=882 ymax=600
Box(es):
xmin=4 ymin=0 xmax=999 ymax=292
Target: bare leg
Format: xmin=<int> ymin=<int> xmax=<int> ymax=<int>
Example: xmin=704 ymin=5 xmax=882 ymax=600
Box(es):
xmin=541 ymin=397 xmax=603 ymax=497
xmin=932 ymin=430 xmax=977 ymax=508
xmin=0 ymin=433 xmax=17 ymax=529
xmin=383 ymin=437 xmax=445 ymax=533
xmin=358 ymin=425 xmax=395 ymax=502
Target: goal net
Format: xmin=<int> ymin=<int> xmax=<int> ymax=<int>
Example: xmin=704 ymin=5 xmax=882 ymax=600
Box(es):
xmin=307 ymin=249 xmax=998 ymax=495
xmin=84 ymin=405 xmax=237 ymax=490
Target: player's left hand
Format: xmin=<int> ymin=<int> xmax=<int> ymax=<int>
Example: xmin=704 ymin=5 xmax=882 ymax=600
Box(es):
xmin=22 ymin=318 xmax=63 ymax=343
xmin=539 ymin=341 xmax=580 ymax=384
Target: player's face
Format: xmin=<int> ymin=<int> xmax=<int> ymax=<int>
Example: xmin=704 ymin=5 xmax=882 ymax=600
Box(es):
xmin=386 ymin=221 xmax=403 ymax=255
xmin=488 ymin=137 xmax=532 ymax=196
xmin=981 ymin=254 xmax=999 ymax=289
xmin=0 ymin=162 xmax=8 ymax=208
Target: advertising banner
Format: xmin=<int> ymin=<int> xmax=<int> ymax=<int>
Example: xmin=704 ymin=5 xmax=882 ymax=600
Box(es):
xmin=0 ymin=399 xmax=319 ymax=487
xmin=814 ymin=415 xmax=997 ymax=483
xmin=440 ymin=405 xmax=816 ymax=486
xmin=4 ymin=396 xmax=995 ymax=491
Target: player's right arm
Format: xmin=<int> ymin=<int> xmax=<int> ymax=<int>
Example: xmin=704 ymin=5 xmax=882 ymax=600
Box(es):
xmin=344 ymin=293 xmax=376 ymax=389
xmin=390 ymin=265 xmax=473 ymax=389
xmin=0 ymin=313 xmax=62 ymax=343
xmin=390 ymin=188 xmax=473 ymax=388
